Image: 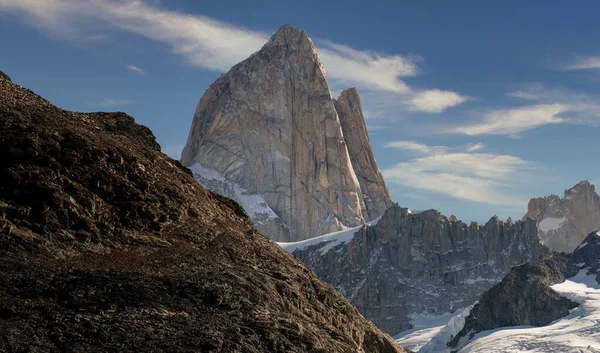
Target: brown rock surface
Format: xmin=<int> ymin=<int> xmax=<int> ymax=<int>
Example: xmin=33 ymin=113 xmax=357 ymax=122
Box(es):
xmin=0 ymin=72 xmax=407 ymax=353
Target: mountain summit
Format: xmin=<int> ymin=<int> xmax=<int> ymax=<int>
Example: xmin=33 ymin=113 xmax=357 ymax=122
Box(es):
xmin=181 ymin=24 xmax=392 ymax=242
xmin=524 ymin=180 xmax=600 ymax=253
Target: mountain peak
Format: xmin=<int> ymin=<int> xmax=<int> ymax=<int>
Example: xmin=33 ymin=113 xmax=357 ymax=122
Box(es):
xmin=263 ymin=24 xmax=316 ymax=55
xmin=566 ymin=179 xmax=595 ymax=195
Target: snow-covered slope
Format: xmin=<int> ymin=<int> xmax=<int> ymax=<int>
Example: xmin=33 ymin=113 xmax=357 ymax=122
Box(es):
xmin=400 ymin=271 xmax=600 ymax=352
xmin=190 ymin=163 xmax=289 ymax=240
xmin=459 ymin=270 xmax=600 ymax=352
xmin=277 ymin=216 xmax=381 ymax=255
xmin=406 ymin=232 xmax=600 ymax=352
xmin=393 ymin=309 xmax=468 ymax=352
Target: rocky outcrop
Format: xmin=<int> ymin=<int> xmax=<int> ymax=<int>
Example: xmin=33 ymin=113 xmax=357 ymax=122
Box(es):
xmin=181 ymin=24 xmax=391 ymax=242
xmin=447 ymin=255 xmax=577 ymax=350
xmin=288 ymin=204 xmax=546 ymax=335
xmin=444 ymin=232 xmax=600 ymax=351
xmin=0 ymin=70 xmax=10 ymax=82
xmin=334 ymin=88 xmax=392 ymax=220
xmin=0 ymin=71 xmax=407 ymax=352
xmin=524 ymin=180 xmax=600 ymax=253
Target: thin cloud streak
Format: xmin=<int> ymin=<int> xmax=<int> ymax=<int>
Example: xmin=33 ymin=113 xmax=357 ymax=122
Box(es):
xmin=453 ymin=103 xmax=567 ymax=136
xmin=127 ymin=65 xmax=146 ymax=76
xmin=383 ymin=141 xmax=533 ymax=206
xmin=87 ymin=98 xmax=135 ymax=107
xmin=563 ymin=56 xmax=600 ymax=70
xmin=0 ymin=0 xmax=466 ymax=113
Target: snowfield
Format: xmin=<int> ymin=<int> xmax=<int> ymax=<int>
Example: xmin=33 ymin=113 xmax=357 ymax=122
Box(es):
xmin=396 ymin=270 xmax=600 ymax=352
xmin=459 ymin=270 xmax=600 ymax=353
xmin=393 ymin=310 xmax=465 ymax=352
xmin=538 ymin=216 xmax=567 ymax=233
xmin=277 ymin=216 xmax=381 ymax=255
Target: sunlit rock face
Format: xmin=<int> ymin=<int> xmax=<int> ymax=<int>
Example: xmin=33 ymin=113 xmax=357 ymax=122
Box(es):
xmin=334 ymin=88 xmax=393 ymax=220
xmin=181 ymin=24 xmax=391 ymax=242
xmin=524 ymin=180 xmax=600 ymax=253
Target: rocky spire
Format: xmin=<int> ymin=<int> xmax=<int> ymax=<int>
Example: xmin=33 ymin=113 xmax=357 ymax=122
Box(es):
xmin=334 ymin=88 xmax=393 ymax=220
xmin=180 ymin=24 xmax=391 ymax=242
xmin=524 ymin=180 xmax=600 ymax=253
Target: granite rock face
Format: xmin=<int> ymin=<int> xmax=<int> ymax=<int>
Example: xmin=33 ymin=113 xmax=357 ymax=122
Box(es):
xmin=524 ymin=180 xmax=600 ymax=253
xmin=0 ymin=70 xmax=407 ymax=353
xmin=290 ymin=204 xmax=546 ymax=335
xmin=181 ymin=25 xmax=391 ymax=242
xmin=334 ymin=88 xmax=393 ymax=220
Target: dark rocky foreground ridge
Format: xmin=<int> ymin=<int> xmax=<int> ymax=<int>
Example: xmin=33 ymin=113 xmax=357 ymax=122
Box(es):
xmin=446 ymin=232 xmax=600 ymax=351
xmin=0 ymin=70 xmax=407 ymax=353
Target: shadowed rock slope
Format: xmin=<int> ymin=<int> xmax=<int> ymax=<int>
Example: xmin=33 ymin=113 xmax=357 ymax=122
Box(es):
xmin=0 ymin=71 xmax=406 ymax=353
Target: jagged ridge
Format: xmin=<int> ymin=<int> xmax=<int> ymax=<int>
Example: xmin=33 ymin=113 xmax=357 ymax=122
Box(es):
xmin=288 ymin=204 xmax=547 ymax=335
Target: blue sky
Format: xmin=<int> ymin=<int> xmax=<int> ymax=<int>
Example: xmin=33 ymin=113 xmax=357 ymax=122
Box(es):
xmin=2 ymin=0 xmax=600 ymax=223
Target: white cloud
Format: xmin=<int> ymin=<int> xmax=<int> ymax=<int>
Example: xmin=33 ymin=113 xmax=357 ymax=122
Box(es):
xmin=453 ymin=103 xmax=567 ymax=136
xmin=127 ymin=65 xmax=146 ymax=76
xmin=465 ymin=142 xmax=484 ymax=152
xmin=382 ymin=141 xmax=532 ymax=206
xmin=408 ymin=89 xmax=468 ymax=113
xmin=317 ymin=40 xmax=418 ymax=94
xmin=446 ymin=83 xmax=600 ymax=137
xmin=0 ymin=0 xmax=467 ymax=113
xmin=384 ymin=140 xmax=448 ymax=155
xmin=88 ymin=98 xmax=134 ymax=107
xmin=563 ymin=56 xmax=600 ymax=70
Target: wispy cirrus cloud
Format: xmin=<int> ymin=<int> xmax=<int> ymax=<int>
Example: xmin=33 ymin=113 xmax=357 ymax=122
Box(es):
xmin=383 ymin=141 xmax=533 ymax=206
xmin=449 ymin=83 xmax=600 ymax=136
xmin=87 ymin=97 xmax=135 ymax=107
xmin=453 ymin=103 xmax=567 ymax=136
xmin=127 ymin=65 xmax=146 ymax=76
xmin=0 ymin=0 xmax=467 ymax=113
xmin=563 ymin=56 xmax=600 ymax=71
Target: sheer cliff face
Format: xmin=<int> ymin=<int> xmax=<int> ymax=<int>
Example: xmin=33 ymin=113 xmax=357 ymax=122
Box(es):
xmin=181 ymin=25 xmax=391 ymax=242
xmin=290 ymin=205 xmax=546 ymax=335
xmin=524 ymin=180 xmax=600 ymax=253
xmin=334 ymin=88 xmax=393 ymax=220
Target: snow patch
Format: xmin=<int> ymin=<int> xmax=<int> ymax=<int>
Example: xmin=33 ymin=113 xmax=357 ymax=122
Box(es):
xmin=189 ymin=163 xmax=280 ymax=225
xmin=277 ymin=216 xmax=381 ymax=255
xmin=575 ymin=241 xmax=589 ymax=251
xmin=418 ymin=305 xmax=475 ymax=353
xmin=394 ymin=310 xmax=464 ymax=352
xmin=538 ymin=217 xmax=567 ymax=233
